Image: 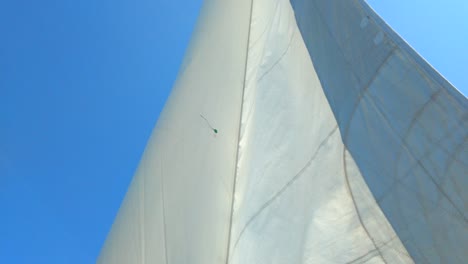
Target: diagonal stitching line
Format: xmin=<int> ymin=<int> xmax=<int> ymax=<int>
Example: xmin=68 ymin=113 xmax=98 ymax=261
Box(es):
xmin=376 ymin=114 xmax=466 ymax=205
xmin=377 ymin=105 xmax=468 ymax=203
xmin=256 ymin=28 xmax=297 ymax=83
xmin=346 ymin=248 xmax=380 ymax=264
xmin=354 ymin=90 xmax=468 ymax=223
xmin=366 ymin=87 xmax=467 ymax=222
xmin=343 ymin=147 xmax=388 ymax=264
xmin=231 ymin=126 xmax=338 ymax=252
xmin=249 ymin=0 xmax=281 ymax=49
xmin=442 ymin=134 xmax=468 ymax=177
xmin=393 ymin=89 xmax=442 ymax=177
xmin=346 ymin=236 xmax=412 ymax=264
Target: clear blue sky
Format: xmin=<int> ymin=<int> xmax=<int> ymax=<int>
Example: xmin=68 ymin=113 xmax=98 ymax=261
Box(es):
xmin=0 ymin=0 xmax=466 ymax=263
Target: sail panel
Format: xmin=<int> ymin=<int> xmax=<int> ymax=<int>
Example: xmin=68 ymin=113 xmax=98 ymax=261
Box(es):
xmin=290 ymin=0 xmax=468 ymax=262
xmin=227 ymin=0 xmax=411 ymax=263
xmin=97 ymin=0 xmax=253 ymax=263
xmin=99 ymin=0 xmax=467 ymax=263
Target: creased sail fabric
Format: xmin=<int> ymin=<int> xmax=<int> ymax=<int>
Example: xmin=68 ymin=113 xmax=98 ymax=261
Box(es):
xmin=98 ymin=0 xmax=467 ymax=263
xmin=290 ymin=0 xmax=467 ymax=263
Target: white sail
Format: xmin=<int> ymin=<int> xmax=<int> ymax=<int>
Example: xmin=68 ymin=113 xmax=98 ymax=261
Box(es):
xmin=98 ymin=0 xmax=467 ymax=263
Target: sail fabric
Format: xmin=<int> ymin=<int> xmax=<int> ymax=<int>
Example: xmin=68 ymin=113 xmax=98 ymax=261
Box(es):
xmin=98 ymin=0 xmax=467 ymax=263
xmin=228 ymin=0 xmax=411 ymax=263
xmin=290 ymin=0 xmax=468 ymax=263
xmin=98 ymin=0 xmax=252 ymax=263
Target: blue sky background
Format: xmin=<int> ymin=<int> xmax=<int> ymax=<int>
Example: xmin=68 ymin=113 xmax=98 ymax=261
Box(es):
xmin=0 ymin=0 xmax=466 ymax=263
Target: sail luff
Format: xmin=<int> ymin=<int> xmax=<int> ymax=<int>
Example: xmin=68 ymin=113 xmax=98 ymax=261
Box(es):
xmin=225 ymin=0 xmax=254 ymax=263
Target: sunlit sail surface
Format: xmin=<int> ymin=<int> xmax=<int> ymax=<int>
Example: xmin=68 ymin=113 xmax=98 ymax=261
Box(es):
xmin=98 ymin=1 xmax=467 ymax=263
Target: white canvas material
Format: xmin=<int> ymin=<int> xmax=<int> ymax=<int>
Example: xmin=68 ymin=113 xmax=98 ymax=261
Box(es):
xmin=98 ymin=0 xmax=467 ymax=263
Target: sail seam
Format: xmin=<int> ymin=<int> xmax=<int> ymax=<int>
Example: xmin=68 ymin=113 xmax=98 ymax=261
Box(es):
xmin=342 ymin=147 xmax=388 ymax=264
xmin=256 ymin=28 xmax=296 ymax=83
xmin=346 ymin=75 xmax=468 ymax=222
xmin=231 ymin=126 xmax=339 ymax=253
xmin=392 ymin=89 xmax=442 ymax=183
xmin=377 ymin=120 xmax=464 ymax=204
xmin=225 ymin=0 xmax=254 ymax=263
